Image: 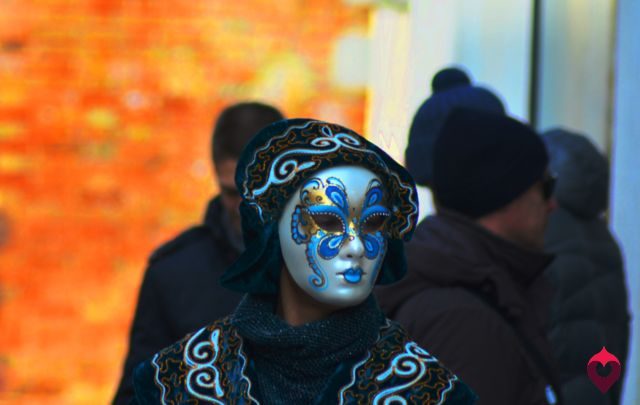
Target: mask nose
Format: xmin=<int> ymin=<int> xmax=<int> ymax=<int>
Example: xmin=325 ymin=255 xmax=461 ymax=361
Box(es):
xmin=342 ymin=234 xmax=365 ymax=259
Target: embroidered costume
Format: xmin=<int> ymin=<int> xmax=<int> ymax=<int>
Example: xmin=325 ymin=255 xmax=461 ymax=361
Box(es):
xmin=132 ymin=119 xmax=476 ymax=404
xmin=133 ymin=310 xmax=472 ymax=404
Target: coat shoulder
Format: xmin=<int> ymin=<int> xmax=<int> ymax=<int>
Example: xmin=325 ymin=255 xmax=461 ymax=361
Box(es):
xmin=395 ymin=285 xmax=506 ymax=326
xmin=148 ymin=225 xmax=212 ymax=266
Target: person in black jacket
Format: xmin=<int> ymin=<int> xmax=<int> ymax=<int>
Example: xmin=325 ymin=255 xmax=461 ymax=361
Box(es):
xmin=542 ymin=129 xmax=630 ymax=405
xmin=111 ymin=102 xmax=284 ymax=405
xmin=377 ymin=109 xmax=562 ymax=405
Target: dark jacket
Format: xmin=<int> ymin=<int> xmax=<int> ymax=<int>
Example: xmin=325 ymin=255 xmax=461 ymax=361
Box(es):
xmin=543 ymin=130 xmax=630 ymax=405
xmin=376 ymin=211 xmax=560 ymax=405
xmin=112 ymin=197 xmax=244 ymax=405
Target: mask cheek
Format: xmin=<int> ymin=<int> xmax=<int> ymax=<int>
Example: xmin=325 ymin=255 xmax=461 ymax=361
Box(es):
xmin=361 ymin=232 xmax=387 ymax=282
xmin=304 ymin=231 xmax=331 ymax=291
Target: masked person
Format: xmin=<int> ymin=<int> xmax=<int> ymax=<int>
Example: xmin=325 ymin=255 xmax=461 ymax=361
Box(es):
xmin=130 ymin=119 xmax=477 ymax=404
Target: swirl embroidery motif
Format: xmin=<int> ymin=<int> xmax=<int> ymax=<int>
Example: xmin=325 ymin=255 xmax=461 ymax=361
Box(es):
xmin=183 ymin=327 xmax=225 ymax=404
xmin=241 ymin=119 xmax=419 ymax=242
xmin=149 ymin=319 xmax=265 ymax=404
xmin=151 ymin=353 xmax=168 ymax=405
xmin=242 ymin=121 xmax=367 ymax=221
xmin=386 ymin=170 xmax=418 ymax=239
xmin=338 ymin=320 xmax=393 ymax=404
xmin=237 ymin=339 xmax=261 ymax=404
xmin=372 ymin=342 xmax=441 ymax=405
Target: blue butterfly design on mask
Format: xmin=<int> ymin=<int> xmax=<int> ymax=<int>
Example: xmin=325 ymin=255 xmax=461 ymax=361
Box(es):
xmin=291 ymin=177 xmax=390 ymax=290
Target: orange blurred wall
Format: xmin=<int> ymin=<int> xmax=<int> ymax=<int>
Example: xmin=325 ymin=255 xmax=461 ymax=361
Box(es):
xmin=0 ymin=1 xmax=368 ymax=403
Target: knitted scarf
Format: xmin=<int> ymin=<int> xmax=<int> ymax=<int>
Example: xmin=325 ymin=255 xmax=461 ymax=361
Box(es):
xmin=231 ymin=294 xmax=385 ymax=404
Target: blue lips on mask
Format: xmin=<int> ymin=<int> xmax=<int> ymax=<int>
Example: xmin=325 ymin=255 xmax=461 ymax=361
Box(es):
xmin=339 ymin=267 xmax=365 ymax=284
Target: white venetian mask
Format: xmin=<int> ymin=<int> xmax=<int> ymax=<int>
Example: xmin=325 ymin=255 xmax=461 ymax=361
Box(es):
xmin=278 ymin=166 xmax=390 ymax=307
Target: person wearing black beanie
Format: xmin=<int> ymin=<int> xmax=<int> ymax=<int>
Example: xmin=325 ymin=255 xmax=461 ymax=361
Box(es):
xmin=405 ymin=67 xmax=506 ymax=188
xmin=377 ymin=108 xmax=563 ymax=405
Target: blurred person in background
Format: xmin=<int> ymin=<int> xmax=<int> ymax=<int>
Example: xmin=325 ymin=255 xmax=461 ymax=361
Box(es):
xmin=112 ymin=102 xmax=284 ymax=405
xmin=377 ymin=109 xmax=563 ymax=405
xmin=131 ymin=119 xmax=477 ymax=404
xmin=542 ymin=129 xmax=630 ymax=405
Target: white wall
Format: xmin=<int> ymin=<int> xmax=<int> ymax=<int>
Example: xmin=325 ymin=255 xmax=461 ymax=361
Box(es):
xmin=537 ymin=0 xmax=616 ymax=152
xmin=612 ymin=2 xmax=640 ymax=404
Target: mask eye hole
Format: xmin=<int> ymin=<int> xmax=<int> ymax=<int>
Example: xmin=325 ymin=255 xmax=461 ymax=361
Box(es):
xmin=361 ymin=214 xmax=388 ymax=233
xmin=310 ymin=213 xmax=344 ymax=233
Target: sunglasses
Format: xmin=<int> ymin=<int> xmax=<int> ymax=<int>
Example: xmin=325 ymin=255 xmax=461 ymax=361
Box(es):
xmin=542 ymin=174 xmax=557 ymax=201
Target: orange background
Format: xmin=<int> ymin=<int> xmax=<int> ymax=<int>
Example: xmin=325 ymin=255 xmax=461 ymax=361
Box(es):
xmin=0 ymin=1 xmax=368 ymax=403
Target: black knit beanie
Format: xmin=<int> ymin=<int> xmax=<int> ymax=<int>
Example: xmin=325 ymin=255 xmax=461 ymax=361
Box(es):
xmin=405 ymin=67 xmax=506 ymax=187
xmin=433 ymin=108 xmax=548 ymax=219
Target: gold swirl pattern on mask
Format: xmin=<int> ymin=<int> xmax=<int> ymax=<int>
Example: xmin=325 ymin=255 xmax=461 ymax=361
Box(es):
xmin=295 ymin=209 xmax=322 ymax=242
xmin=241 ymin=120 xmax=418 ymax=241
xmin=297 ymin=177 xmax=346 ymax=239
xmin=301 ymin=181 xmax=332 ymax=206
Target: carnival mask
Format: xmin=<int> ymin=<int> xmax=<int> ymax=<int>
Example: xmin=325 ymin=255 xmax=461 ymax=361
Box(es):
xmin=278 ymin=166 xmax=390 ymax=307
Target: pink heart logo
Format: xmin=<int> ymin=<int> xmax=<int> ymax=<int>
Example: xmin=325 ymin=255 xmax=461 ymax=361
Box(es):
xmin=586 ymin=347 xmax=621 ymax=393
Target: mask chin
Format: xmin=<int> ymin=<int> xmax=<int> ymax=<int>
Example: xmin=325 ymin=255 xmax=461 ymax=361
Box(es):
xmin=277 ymin=165 xmax=390 ymax=307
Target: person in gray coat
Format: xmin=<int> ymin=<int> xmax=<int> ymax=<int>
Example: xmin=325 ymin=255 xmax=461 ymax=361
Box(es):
xmin=542 ymin=129 xmax=630 ymax=405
